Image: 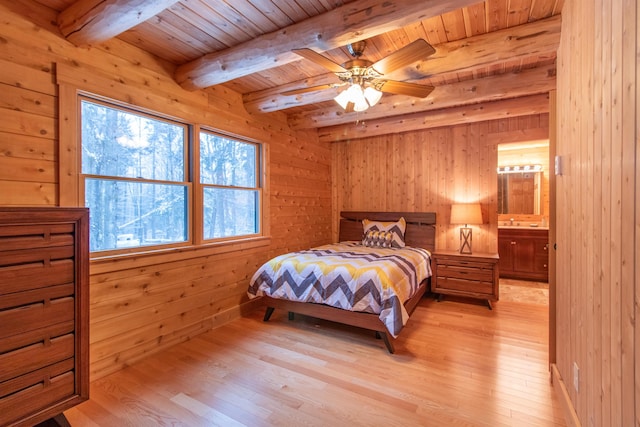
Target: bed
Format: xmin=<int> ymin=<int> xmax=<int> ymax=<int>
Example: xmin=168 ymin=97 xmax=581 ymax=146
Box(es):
xmin=247 ymin=211 xmax=436 ymax=353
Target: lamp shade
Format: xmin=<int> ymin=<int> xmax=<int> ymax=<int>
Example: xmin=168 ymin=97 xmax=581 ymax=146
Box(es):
xmin=450 ymin=203 xmax=483 ymax=225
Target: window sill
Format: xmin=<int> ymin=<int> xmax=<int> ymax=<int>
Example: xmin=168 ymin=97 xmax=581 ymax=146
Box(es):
xmin=90 ymin=236 xmax=272 ymax=274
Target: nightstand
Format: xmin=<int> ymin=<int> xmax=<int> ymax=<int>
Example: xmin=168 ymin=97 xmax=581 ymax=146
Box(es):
xmin=431 ymin=250 xmax=500 ymax=309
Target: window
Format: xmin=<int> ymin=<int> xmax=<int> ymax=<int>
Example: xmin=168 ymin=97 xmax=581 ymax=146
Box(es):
xmin=78 ymin=95 xmax=264 ymax=255
xmin=80 ymin=98 xmax=190 ymax=252
xmin=200 ymin=130 xmax=260 ymax=240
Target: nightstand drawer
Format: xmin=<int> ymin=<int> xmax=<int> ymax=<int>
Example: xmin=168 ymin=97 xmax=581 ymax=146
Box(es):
xmin=437 ymin=265 xmax=493 ymax=282
xmin=434 ymin=277 xmax=493 ymax=295
xmin=437 ymin=258 xmax=491 ymax=269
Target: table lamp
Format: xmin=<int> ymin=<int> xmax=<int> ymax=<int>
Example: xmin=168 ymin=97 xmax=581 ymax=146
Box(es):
xmin=450 ymin=203 xmax=483 ymax=254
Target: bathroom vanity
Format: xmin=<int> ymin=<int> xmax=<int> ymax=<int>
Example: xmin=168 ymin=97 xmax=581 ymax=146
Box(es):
xmin=498 ymin=226 xmax=549 ymax=282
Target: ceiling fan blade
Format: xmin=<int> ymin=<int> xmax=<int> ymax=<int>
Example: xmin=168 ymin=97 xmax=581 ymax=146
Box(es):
xmin=282 ymin=84 xmax=338 ymax=96
xmin=378 ymin=80 xmax=435 ymax=98
xmin=292 ymin=48 xmax=348 ymax=73
xmin=371 ymin=39 xmax=436 ymax=76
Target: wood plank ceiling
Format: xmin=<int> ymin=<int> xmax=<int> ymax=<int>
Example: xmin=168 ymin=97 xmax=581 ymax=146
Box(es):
xmin=39 ymin=0 xmax=563 ymax=141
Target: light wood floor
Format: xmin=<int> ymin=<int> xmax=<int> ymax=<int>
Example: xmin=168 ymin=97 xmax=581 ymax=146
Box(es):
xmin=64 ymin=281 xmax=565 ymax=426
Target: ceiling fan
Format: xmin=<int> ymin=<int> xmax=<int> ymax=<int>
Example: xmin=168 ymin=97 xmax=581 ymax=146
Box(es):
xmin=286 ymin=39 xmax=436 ymax=112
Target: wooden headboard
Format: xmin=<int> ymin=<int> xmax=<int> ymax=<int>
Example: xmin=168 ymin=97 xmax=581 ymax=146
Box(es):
xmin=339 ymin=211 xmax=436 ymax=252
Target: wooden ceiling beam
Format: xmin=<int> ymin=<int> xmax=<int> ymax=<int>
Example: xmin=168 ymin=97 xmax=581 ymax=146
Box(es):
xmin=317 ymin=94 xmax=550 ymax=143
xmin=392 ymin=13 xmax=561 ymax=80
xmin=175 ymin=0 xmax=481 ymax=90
xmin=58 ymin=0 xmax=179 ymax=46
xmin=243 ymin=74 xmax=343 ymax=114
xmin=288 ymin=66 xmax=556 ymax=129
xmin=243 ymin=15 xmax=561 ymax=114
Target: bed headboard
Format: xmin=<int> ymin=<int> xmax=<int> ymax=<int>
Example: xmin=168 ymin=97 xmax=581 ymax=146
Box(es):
xmin=339 ymin=211 xmax=436 ymax=252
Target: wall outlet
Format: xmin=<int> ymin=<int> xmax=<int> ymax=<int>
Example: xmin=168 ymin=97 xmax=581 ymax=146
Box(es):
xmin=573 ymin=362 xmax=580 ymax=392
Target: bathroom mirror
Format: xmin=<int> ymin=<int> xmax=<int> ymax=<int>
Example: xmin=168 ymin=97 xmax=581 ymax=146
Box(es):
xmin=497 ymin=170 xmax=542 ymax=215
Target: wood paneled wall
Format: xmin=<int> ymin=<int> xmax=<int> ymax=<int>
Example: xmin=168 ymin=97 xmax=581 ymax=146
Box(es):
xmin=332 ymin=114 xmax=549 ymax=254
xmin=555 ymin=0 xmax=638 ymax=426
xmin=0 ymin=1 xmax=332 ymax=380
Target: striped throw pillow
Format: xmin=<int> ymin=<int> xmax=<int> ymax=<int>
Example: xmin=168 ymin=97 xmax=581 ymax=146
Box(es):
xmin=362 ymin=217 xmax=406 ymax=248
xmin=362 ymin=230 xmax=393 ymax=248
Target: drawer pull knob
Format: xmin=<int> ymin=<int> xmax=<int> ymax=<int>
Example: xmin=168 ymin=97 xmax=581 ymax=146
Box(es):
xmin=511 ymin=241 xmax=517 ymax=245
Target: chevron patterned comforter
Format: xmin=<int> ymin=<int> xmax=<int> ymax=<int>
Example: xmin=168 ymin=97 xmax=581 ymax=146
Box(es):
xmin=247 ymin=241 xmax=432 ymax=337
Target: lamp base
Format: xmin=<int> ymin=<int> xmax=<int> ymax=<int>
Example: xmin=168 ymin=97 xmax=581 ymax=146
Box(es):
xmin=459 ymin=227 xmax=472 ymax=254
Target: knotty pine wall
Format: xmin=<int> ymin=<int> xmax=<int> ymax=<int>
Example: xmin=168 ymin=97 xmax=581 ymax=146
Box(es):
xmin=0 ymin=1 xmax=331 ymax=380
xmin=554 ymin=0 xmax=639 ymax=426
xmin=332 ymin=114 xmax=549 ymax=254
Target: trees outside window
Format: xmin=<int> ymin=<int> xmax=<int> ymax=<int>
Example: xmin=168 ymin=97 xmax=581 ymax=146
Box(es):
xmin=80 ymin=97 xmax=262 ymax=254
xmin=200 ymin=130 xmax=260 ymax=240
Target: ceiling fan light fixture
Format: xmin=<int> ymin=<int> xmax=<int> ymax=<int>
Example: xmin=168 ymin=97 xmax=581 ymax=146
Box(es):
xmin=334 ymin=83 xmax=381 ymax=112
xmin=348 ymin=84 xmax=369 ymax=112
xmin=334 ymin=88 xmax=352 ymax=109
xmin=353 ymin=96 xmax=369 ymax=112
xmin=363 ymin=86 xmax=382 ymax=107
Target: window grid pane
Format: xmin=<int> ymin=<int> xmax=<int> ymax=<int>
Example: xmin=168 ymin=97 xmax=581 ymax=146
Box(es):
xmin=81 ymin=99 xmax=186 ymax=181
xmin=85 ymin=178 xmax=188 ymax=252
xmin=200 ymin=131 xmax=257 ymax=188
xmin=202 ymin=187 xmax=259 ymax=240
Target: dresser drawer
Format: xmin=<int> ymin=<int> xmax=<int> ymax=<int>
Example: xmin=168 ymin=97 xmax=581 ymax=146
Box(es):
xmin=0 ymin=284 xmax=75 ymax=339
xmin=0 ymin=245 xmax=75 ymax=268
xmin=0 ymin=371 xmax=75 ymax=426
xmin=0 ymin=223 xmax=75 ymax=251
xmin=0 ymin=246 xmax=75 ymax=296
xmin=0 ymin=321 xmax=74 ymax=355
xmin=0 ymin=358 xmax=74 ymax=398
xmin=0 ymin=334 xmax=75 ymax=383
xmin=434 ymin=276 xmax=493 ymax=295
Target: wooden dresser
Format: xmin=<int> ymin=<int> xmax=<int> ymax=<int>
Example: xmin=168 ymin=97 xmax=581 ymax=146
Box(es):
xmin=0 ymin=207 xmax=89 ymax=427
xmin=431 ymin=250 xmax=500 ymax=309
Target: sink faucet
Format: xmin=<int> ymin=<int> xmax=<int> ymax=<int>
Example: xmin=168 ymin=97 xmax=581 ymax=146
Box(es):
xmin=510 ymin=218 xmax=514 ymax=225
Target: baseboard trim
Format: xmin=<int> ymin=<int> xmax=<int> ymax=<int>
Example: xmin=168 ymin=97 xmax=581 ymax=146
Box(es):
xmin=551 ymin=363 xmax=582 ymax=427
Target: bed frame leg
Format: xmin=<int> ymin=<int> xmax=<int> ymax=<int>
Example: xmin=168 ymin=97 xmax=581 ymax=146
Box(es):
xmin=380 ymin=331 xmax=395 ymax=354
xmin=263 ymin=307 xmax=275 ymax=321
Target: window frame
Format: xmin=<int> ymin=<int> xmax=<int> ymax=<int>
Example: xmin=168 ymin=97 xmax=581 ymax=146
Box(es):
xmin=78 ymin=95 xmax=193 ymax=255
xmin=57 ymin=71 xmax=269 ymax=262
xmin=197 ymin=127 xmax=263 ymax=244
